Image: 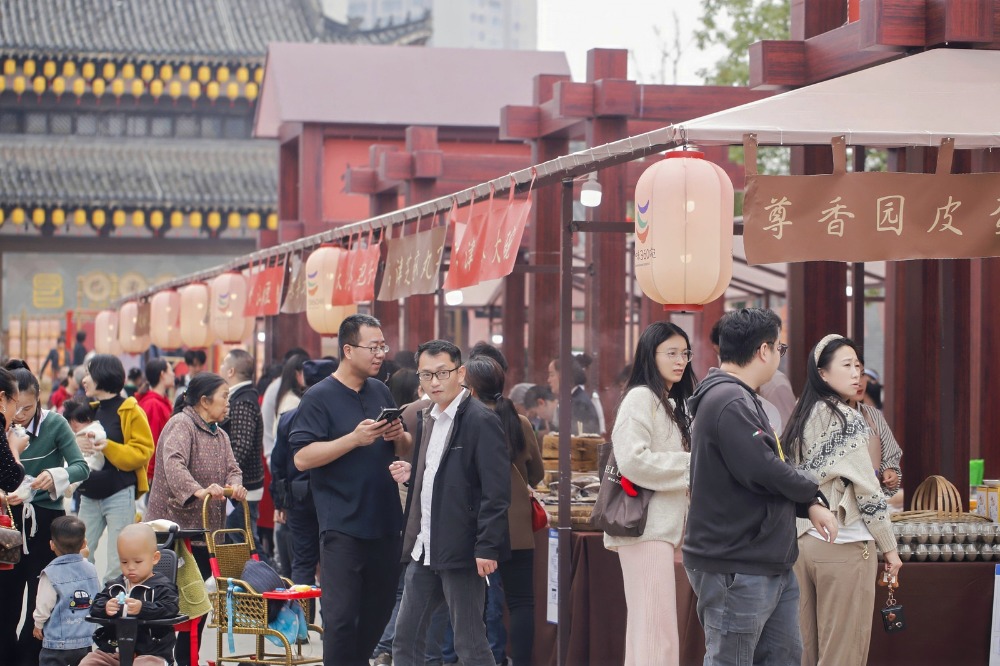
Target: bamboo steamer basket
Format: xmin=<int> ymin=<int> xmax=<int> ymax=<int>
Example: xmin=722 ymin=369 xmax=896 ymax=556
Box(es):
xmin=891 ymin=475 xmax=989 ymax=523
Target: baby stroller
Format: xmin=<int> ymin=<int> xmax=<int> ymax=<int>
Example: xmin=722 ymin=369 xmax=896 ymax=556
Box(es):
xmin=203 ymin=491 xmax=323 ymax=666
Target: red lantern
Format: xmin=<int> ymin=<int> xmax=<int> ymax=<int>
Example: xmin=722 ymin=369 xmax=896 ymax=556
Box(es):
xmin=305 ymin=245 xmax=357 ymax=335
xmin=209 ymin=272 xmax=253 ymax=343
xmin=118 ymin=301 xmax=150 ymax=354
xmin=94 ymin=310 xmax=122 ymax=355
xmin=150 ymin=290 xmax=182 ymax=349
xmin=179 ymin=283 xmax=215 ymax=348
xmin=633 ymin=151 xmax=733 ymax=310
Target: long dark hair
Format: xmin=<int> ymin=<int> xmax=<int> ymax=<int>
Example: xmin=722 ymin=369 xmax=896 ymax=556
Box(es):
xmin=4 ymin=359 xmax=42 ymax=432
xmin=464 ymin=356 xmax=526 ymax=460
xmin=0 ymin=367 xmax=19 ymax=428
xmin=617 ymin=322 xmax=696 ymax=451
xmin=174 ymin=373 xmax=227 ymax=415
xmin=275 ymin=354 xmax=308 ymax=418
xmin=781 ymin=335 xmax=859 ymax=464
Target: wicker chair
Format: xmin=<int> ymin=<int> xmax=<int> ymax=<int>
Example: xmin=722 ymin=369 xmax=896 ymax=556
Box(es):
xmin=203 ymin=493 xmax=323 ymax=666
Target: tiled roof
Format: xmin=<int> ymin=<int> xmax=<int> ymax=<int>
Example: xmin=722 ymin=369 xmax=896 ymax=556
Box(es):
xmin=0 ymin=137 xmax=277 ymax=211
xmin=0 ymin=0 xmax=431 ymax=60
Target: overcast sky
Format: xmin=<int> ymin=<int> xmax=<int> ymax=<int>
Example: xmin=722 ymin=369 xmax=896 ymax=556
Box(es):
xmin=536 ymin=0 xmax=727 ymax=84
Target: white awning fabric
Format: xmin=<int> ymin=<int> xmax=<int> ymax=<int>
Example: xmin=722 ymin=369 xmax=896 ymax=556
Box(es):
xmin=675 ymin=49 xmax=1000 ymax=150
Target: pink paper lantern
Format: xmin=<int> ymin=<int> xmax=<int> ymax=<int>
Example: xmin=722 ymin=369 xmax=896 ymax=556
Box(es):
xmin=633 ymin=151 xmax=734 ymax=309
xmin=118 ymin=301 xmax=150 ymax=354
xmin=305 ymin=245 xmax=357 ymax=335
xmin=209 ymin=272 xmax=252 ymax=343
xmin=94 ymin=310 xmax=122 ymax=355
xmin=179 ymin=283 xmax=215 ymax=349
xmin=150 ymin=290 xmax=182 ymax=349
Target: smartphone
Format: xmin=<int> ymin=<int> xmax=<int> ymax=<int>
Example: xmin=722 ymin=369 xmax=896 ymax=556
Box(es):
xmin=375 ymin=407 xmax=403 ymax=424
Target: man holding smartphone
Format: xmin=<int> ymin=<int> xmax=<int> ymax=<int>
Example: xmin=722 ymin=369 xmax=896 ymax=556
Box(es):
xmin=291 ymin=314 xmax=411 ymax=666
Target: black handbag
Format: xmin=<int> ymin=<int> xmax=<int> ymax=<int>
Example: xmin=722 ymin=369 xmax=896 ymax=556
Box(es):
xmin=0 ymin=493 xmax=23 ymax=568
xmin=590 ymin=443 xmax=653 ymax=537
xmin=880 ymin=572 xmax=906 ymax=633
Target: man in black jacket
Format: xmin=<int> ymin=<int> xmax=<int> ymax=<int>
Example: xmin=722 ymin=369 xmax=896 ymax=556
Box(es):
xmin=220 ymin=349 xmax=265 ymax=547
xmin=390 ymin=340 xmax=510 ymax=666
xmin=684 ymin=308 xmax=838 ymax=666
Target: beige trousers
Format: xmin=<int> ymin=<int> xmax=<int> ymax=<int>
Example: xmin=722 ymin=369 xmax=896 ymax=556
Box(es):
xmin=617 ymin=540 xmax=679 ymax=666
xmin=79 ymin=650 xmax=167 ymax=666
xmin=793 ymin=535 xmax=878 ymax=666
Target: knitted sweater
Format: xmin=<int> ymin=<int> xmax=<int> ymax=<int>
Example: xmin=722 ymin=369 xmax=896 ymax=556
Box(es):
xmin=794 ymin=401 xmax=896 ymax=554
xmin=19 ymin=410 xmax=90 ymax=511
xmin=220 ymin=383 xmax=264 ymax=491
xmin=145 ymin=407 xmax=242 ymax=532
xmin=604 ymin=387 xmax=690 ymax=550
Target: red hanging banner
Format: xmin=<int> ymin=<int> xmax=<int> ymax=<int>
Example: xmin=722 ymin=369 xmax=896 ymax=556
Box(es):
xmin=244 ymin=256 xmax=286 ymax=317
xmin=331 ymin=234 xmax=357 ymax=306
xmin=478 ymin=174 xmax=534 ymax=281
xmin=444 ymin=189 xmax=502 ymax=290
xmin=351 ymin=227 xmax=381 ymax=303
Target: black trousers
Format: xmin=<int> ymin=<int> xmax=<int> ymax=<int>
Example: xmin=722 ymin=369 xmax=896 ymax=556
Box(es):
xmin=286 ymin=501 xmax=321 ymax=586
xmin=499 ymin=548 xmax=536 ymax=666
xmin=174 ymin=544 xmax=212 ymax=666
xmin=0 ymin=504 xmax=63 ymax=666
xmin=320 ymin=530 xmax=401 ymax=666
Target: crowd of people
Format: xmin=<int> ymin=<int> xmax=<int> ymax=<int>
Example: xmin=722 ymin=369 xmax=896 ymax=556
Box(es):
xmin=0 ymin=306 xmax=904 ymax=666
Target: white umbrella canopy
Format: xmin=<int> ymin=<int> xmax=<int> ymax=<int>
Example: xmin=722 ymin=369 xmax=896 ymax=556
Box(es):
xmin=674 ymin=49 xmax=1000 ymax=150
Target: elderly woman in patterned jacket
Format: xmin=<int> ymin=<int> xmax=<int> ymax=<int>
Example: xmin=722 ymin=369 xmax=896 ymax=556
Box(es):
xmin=145 ymin=372 xmax=245 ymax=666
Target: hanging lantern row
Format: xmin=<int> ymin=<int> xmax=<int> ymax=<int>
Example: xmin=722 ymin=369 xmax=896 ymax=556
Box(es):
xmin=0 ymin=56 xmax=262 ymax=102
xmin=0 ymin=206 xmax=277 ymax=232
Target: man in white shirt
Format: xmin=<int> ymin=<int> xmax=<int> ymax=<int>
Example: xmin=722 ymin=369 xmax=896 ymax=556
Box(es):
xmin=390 ymin=340 xmax=510 ymax=666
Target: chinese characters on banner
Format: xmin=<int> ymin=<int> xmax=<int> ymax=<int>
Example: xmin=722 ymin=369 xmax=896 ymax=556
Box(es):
xmin=444 ymin=198 xmax=489 ymax=290
xmin=744 ymin=172 xmax=1000 ymax=264
xmin=329 ymin=231 xmax=380 ymax=305
xmin=134 ymin=301 xmax=151 ymax=337
xmin=244 ymin=258 xmax=286 ymax=317
xmin=280 ymin=253 xmax=307 ymax=314
xmin=377 ymin=225 xmax=447 ymax=301
xmin=478 ymin=188 xmax=533 ymax=282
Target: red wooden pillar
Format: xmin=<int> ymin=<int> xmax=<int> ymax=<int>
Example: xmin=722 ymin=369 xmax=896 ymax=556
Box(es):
xmin=503 ymin=265 xmax=526 ymax=384
xmin=784 ymin=3 xmax=850 ymax=393
xmin=526 ymin=75 xmax=570 ymax=385
xmin=270 ymin=126 xmax=323 ymax=359
xmin=691 ymin=297 xmax=726 ymax=379
xmin=403 ymin=126 xmax=439 ymax=350
xmin=885 ymin=147 xmax=972 ymax=503
xmin=583 ymin=49 xmax=630 ymax=434
xmin=970 ymin=149 xmax=1000 ymax=475
xmin=371 ymin=189 xmax=401 ymax=351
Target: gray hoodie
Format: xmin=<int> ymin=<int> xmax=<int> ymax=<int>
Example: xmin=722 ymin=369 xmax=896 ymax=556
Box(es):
xmin=683 ymin=369 xmax=822 ymax=576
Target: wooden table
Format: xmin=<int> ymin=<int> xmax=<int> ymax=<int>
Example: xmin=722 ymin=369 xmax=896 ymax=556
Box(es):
xmin=531 ymin=531 xmax=994 ymax=665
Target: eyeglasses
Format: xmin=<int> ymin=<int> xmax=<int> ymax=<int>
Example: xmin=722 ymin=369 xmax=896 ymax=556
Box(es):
xmin=776 ymin=343 xmax=789 ymax=358
xmin=416 ymin=367 xmax=461 ymax=382
xmin=346 ymin=343 xmax=390 ymax=356
xmin=14 ymin=403 xmax=36 ymax=416
xmin=655 ymin=350 xmax=693 ymax=363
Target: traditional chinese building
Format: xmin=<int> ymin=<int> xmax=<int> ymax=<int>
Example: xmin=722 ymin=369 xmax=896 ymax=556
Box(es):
xmin=0 ymin=0 xmax=430 ymax=367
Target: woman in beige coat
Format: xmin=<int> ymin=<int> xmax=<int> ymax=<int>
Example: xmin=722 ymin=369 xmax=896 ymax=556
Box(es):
xmin=605 ymin=322 xmax=694 ymax=666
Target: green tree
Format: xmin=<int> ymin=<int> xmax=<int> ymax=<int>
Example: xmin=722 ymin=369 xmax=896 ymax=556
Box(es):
xmin=694 ymin=0 xmax=790 ymax=86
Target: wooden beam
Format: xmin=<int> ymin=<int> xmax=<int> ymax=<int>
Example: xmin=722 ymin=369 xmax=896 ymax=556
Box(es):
xmin=633 ymin=85 xmax=774 ymax=121
xmin=757 ymin=0 xmax=1000 ymax=88
xmin=749 ymin=41 xmax=807 ymax=88
xmin=859 ymin=0 xmax=927 ymax=49
xmin=926 ymin=0 xmax=995 ymax=45
xmin=0 ymin=235 xmax=256 ymax=255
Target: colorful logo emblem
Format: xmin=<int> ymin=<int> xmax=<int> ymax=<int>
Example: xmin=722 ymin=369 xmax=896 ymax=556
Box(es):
xmin=306 ymin=270 xmax=319 ymax=297
xmin=636 ymin=200 xmax=650 ymax=243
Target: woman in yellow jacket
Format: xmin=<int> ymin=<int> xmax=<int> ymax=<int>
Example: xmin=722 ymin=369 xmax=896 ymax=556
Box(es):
xmin=78 ymin=355 xmax=154 ymax=582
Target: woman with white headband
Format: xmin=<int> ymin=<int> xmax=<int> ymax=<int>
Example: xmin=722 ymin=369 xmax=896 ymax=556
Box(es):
xmin=781 ymin=334 xmax=902 ymax=666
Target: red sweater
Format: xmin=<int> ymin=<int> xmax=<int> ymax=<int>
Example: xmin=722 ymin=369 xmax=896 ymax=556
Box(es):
xmin=138 ymin=391 xmax=173 ymax=479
